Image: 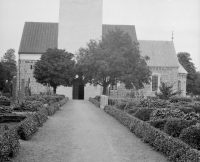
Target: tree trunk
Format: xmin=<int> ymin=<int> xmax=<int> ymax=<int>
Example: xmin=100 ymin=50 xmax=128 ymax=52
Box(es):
xmin=103 ymin=85 xmax=107 ymax=95
xmin=53 ymin=86 xmax=57 ymax=94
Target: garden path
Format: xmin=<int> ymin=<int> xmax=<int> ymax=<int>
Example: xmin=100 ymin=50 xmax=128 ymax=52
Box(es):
xmin=13 ymin=100 xmax=168 ymax=162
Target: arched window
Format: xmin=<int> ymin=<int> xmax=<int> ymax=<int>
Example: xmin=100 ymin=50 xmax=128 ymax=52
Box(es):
xmin=152 ymin=75 xmax=158 ymax=91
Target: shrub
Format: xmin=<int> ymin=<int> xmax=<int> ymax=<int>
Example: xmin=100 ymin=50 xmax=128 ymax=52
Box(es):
xmin=148 ymin=119 xmax=168 ymax=130
xmin=150 ymin=108 xmax=185 ymax=120
xmin=94 ymin=95 xmax=101 ymax=102
xmin=170 ymin=97 xmax=192 ymax=103
xmin=164 ymin=118 xmax=197 ymax=137
xmin=190 ymin=104 xmax=200 ymax=113
xmin=156 ymin=82 xmax=180 ymax=100
xmin=33 ymin=107 xmax=48 ymax=127
xmin=0 ymin=127 xmax=20 ymax=161
xmin=183 ymin=112 xmax=200 ymax=120
xmin=114 ymin=102 xmax=127 ymax=110
xmin=194 ymin=96 xmax=200 ymax=101
xmin=89 ymin=97 xmax=100 ymax=107
xmin=17 ymin=116 xmax=38 ymax=140
xmin=178 ymin=107 xmax=195 ymax=114
xmin=126 ymin=106 xmax=140 ymax=115
xmin=180 ymin=124 xmax=200 ymax=150
xmin=134 ymin=108 xmax=156 ymax=121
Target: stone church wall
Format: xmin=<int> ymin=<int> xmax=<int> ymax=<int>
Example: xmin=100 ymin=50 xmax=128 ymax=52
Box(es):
xmin=17 ymin=60 xmax=48 ymax=94
xmin=109 ymin=66 xmax=180 ymax=98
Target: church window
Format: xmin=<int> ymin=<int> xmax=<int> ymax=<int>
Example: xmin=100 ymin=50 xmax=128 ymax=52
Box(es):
xmin=152 ymin=75 xmax=158 ymax=91
xmin=178 ymin=80 xmax=181 ymax=91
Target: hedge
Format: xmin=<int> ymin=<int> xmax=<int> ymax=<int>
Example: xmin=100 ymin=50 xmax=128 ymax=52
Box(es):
xmin=89 ymin=98 xmax=100 ymax=107
xmin=104 ymin=105 xmax=200 ymax=162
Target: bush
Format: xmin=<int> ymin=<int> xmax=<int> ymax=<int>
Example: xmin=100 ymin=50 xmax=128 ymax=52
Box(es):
xmin=94 ymin=95 xmax=101 ymax=102
xmin=0 ymin=127 xmax=20 ymax=161
xmin=134 ymin=108 xmax=156 ymax=121
xmin=183 ymin=112 xmax=200 ymax=120
xmin=89 ymin=97 xmax=100 ymax=107
xmin=148 ymin=119 xmax=168 ymax=130
xmin=114 ymin=102 xmax=127 ymax=110
xmin=150 ymin=108 xmax=185 ymax=120
xmin=164 ymin=118 xmax=197 ymax=137
xmin=178 ymin=107 xmax=195 ymax=114
xmin=194 ymin=97 xmax=200 ymax=101
xmin=190 ymin=104 xmax=200 ymax=113
xmin=104 ymin=105 xmax=200 ymax=161
xmin=180 ymin=124 xmax=200 ymax=150
xmin=170 ymin=97 xmax=192 ymax=103
xmin=17 ymin=116 xmax=38 ymax=140
xmin=127 ymin=106 xmax=140 ymax=115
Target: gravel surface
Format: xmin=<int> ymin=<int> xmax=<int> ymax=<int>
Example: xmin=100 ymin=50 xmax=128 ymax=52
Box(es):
xmin=13 ymin=100 xmax=169 ymax=162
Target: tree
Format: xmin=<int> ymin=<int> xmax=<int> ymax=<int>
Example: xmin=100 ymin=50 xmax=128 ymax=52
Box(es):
xmin=177 ymin=52 xmax=197 ymax=94
xmin=1 ymin=49 xmax=17 ymax=82
xmin=33 ymin=48 xmax=76 ymax=94
xmin=156 ymin=82 xmax=180 ymax=99
xmin=193 ymin=71 xmax=200 ymax=95
xmin=76 ymin=28 xmax=151 ymax=95
xmin=0 ymin=62 xmax=5 ymax=91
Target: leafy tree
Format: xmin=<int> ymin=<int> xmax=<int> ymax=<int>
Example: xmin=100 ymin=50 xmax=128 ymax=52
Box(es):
xmin=193 ymin=71 xmax=200 ymax=95
xmin=1 ymin=49 xmax=17 ymax=82
xmin=33 ymin=48 xmax=76 ymax=94
xmin=0 ymin=62 xmax=5 ymax=91
xmin=76 ymin=28 xmax=151 ymax=95
xmin=177 ymin=52 xmax=197 ymax=94
xmin=156 ymin=82 xmax=180 ymax=99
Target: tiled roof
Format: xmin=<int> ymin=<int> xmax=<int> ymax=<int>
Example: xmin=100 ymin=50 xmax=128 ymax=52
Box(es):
xmin=138 ymin=40 xmax=179 ymax=67
xmin=102 ymin=24 xmax=137 ymax=42
xmin=18 ymin=22 xmax=58 ymax=54
xmin=178 ymin=62 xmax=188 ymax=74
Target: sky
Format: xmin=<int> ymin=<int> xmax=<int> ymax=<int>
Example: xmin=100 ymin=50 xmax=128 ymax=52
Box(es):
xmin=0 ymin=0 xmax=199 ymax=70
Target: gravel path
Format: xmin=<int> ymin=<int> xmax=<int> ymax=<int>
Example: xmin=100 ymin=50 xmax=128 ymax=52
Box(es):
xmin=13 ymin=100 xmax=168 ymax=162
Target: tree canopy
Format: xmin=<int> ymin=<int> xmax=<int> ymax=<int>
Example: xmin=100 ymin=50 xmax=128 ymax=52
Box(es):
xmin=76 ymin=28 xmax=151 ymax=94
xmin=177 ymin=52 xmax=199 ymax=95
xmin=1 ymin=49 xmax=17 ymax=83
xmin=33 ymin=48 xmax=76 ymax=94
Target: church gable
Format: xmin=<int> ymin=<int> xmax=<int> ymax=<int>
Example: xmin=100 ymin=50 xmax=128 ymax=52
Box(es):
xmin=138 ymin=40 xmax=179 ymax=67
xmin=19 ymin=22 xmax=58 ymax=54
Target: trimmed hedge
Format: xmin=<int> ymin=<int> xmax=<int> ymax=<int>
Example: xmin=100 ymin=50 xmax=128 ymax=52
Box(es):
xmin=89 ymin=98 xmax=100 ymax=107
xmin=104 ymin=105 xmax=200 ymax=162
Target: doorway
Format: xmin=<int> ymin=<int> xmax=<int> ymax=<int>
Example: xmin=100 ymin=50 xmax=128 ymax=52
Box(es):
xmin=72 ymin=83 xmax=84 ymax=100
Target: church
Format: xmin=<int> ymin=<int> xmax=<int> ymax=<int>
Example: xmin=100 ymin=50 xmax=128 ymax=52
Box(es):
xmin=17 ymin=0 xmax=187 ymax=99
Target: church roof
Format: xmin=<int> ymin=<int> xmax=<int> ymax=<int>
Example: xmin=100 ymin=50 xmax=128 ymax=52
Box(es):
xmin=138 ymin=40 xmax=179 ymax=67
xmin=178 ymin=62 xmax=188 ymax=74
xmin=102 ymin=24 xmax=137 ymax=42
xmin=18 ymin=22 xmax=58 ymax=54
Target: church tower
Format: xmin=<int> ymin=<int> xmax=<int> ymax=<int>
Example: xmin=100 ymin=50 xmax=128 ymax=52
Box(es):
xmin=57 ymin=0 xmax=103 ymax=99
xmin=58 ymin=0 xmax=103 ymax=53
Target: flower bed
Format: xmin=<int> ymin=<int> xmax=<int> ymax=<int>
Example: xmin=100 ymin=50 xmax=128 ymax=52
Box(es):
xmin=104 ymin=105 xmax=200 ymax=162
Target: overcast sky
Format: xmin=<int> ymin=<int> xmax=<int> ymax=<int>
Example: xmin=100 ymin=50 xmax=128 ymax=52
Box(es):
xmin=0 ymin=0 xmax=199 ymax=70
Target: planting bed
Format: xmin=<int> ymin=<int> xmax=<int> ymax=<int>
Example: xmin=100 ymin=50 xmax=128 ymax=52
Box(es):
xmin=0 ymin=95 xmax=69 ymax=161
xmin=90 ymin=96 xmax=200 ymax=162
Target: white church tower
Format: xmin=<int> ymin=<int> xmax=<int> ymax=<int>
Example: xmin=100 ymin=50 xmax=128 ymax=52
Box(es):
xmin=57 ymin=0 xmax=103 ymax=99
